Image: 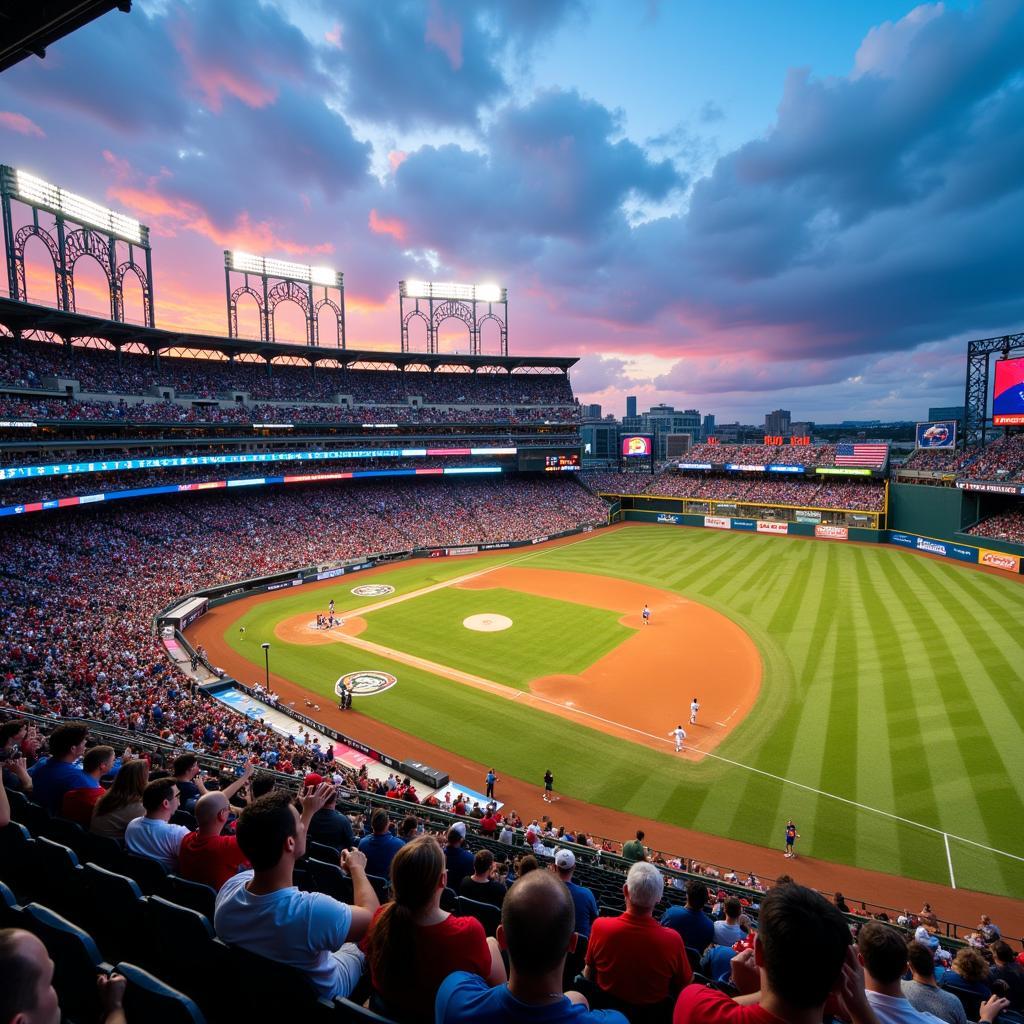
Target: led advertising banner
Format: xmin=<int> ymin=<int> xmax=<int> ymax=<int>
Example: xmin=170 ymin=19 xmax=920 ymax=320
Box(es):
xmin=0 ymin=446 xmax=519 ymax=482
xmin=621 ymin=435 xmax=653 ymax=457
xmin=993 ymin=358 xmax=1024 ymax=426
xmin=915 ymin=421 xmax=957 ymax=449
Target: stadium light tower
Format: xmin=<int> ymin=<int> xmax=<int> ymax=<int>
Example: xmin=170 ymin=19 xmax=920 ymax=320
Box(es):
xmin=0 ymin=165 xmax=155 ymax=325
xmin=224 ymin=250 xmax=345 ymax=348
xmin=398 ymin=279 xmax=508 ymax=356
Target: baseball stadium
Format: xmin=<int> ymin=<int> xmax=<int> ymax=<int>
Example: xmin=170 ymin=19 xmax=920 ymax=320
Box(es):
xmin=2 ymin=5 xmax=1024 ymax=1024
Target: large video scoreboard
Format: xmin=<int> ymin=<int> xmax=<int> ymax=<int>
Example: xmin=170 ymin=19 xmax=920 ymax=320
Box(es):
xmin=516 ymin=447 xmax=582 ymax=472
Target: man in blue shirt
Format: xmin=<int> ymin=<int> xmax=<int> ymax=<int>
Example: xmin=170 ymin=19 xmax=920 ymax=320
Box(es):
xmin=437 ymin=870 xmax=626 ymax=1024
xmin=554 ymin=849 xmax=599 ymax=938
xmin=443 ymin=821 xmax=475 ymax=892
xmin=29 ymin=725 xmax=97 ymax=813
xmin=660 ymin=879 xmax=714 ymax=956
xmin=357 ymin=807 xmax=405 ymax=879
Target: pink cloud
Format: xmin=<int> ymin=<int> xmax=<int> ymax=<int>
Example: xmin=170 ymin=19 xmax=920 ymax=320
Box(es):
xmin=368 ymin=208 xmax=407 ymax=242
xmin=324 ymin=23 xmax=342 ymax=48
xmin=388 ymin=150 xmax=408 ymax=174
xmin=0 ymin=112 xmax=44 ymax=138
xmin=425 ymin=1 xmax=463 ymax=71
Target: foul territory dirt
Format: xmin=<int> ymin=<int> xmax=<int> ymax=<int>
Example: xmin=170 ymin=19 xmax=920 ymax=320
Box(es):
xmin=188 ymin=528 xmax=1024 ymax=934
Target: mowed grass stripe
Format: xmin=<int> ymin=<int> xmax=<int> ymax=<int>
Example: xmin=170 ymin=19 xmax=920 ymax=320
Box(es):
xmin=852 ymin=548 xmax=927 ymax=877
xmin=876 ymin=551 xmax=1015 ymax=889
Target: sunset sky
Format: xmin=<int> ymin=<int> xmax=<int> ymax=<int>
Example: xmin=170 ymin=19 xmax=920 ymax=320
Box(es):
xmin=1 ymin=0 xmax=1022 ymax=421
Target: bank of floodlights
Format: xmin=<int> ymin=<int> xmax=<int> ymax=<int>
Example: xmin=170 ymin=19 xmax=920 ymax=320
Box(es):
xmin=401 ymin=279 xmax=505 ymax=304
xmin=226 ymin=250 xmax=341 ymax=288
xmin=12 ymin=168 xmax=144 ymax=244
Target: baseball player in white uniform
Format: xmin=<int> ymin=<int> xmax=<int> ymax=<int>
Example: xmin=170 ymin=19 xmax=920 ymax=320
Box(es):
xmin=669 ymin=725 xmax=687 ymax=752
xmin=690 ymin=698 xmax=700 ymax=725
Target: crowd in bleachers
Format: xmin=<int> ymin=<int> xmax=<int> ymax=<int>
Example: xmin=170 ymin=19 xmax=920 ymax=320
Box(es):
xmin=583 ymin=471 xmax=886 ymax=512
xmin=0 ymin=477 xmax=605 ymax=741
xmin=0 ymin=339 xmax=576 ymax=409
xmin=900 ymin=448 xmax=974 ymax=472
xmin=0 ymin=393 xmax=578 ymax=426
xmin=684 ymin=443 xmax=838 ymax=467
xmin=2 ymin=713 xmax=1022 ymax=1024
xmin=958 ymin=436 xmax=1024 ymax=482
xmin=965 ymin=508 xmax=1024 ymax=545
xmin=0 ymin=457 xmax=515 ymax=507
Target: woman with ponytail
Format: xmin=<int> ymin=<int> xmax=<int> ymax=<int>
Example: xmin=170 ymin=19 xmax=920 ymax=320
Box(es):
xmin=364 ymin=834 xmax=505 ymax=1020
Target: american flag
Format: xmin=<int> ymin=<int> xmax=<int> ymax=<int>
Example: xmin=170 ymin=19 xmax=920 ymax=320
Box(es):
xmin=835 ymin=443 xmax=888 ymax=467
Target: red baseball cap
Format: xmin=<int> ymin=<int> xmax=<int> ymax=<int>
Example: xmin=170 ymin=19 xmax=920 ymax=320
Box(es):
xmin=304 ymin=773 xmax=324 ymax=788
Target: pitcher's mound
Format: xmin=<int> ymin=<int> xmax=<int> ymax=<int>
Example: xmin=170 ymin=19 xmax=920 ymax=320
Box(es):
xmin=464 ymin=614 xmax=513 ymax=632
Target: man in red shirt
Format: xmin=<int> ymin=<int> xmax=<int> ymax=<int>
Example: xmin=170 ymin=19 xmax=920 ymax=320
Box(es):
xmin=673 ymin=883 xmax=875 ymax=1024
xmin=60 ymin=745 xmax=115 ymax=826
xmin=585 ymin=861 xmax=691 ymax=1007
xmin=178 ymin=791 xmax=250 ymax=891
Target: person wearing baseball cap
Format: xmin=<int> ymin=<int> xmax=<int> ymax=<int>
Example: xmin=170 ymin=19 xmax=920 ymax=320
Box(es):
xmin=555 ymin=848 xmax=600 ymax=938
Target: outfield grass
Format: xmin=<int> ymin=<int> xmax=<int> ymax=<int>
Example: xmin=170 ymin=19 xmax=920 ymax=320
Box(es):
xmin=224 ymin=527 xmax=1024 ymax=897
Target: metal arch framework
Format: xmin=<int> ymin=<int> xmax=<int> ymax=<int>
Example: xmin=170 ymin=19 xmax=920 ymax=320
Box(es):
xmin=224 ymin=255 xmax=345 ymax=350
xmin=0 ymin=164 xmax=155 ymax=328
xmin=964 ymin=331 xmax=1024 ymax=447
xmin=399 ymin=286 xmax=508 ymax=356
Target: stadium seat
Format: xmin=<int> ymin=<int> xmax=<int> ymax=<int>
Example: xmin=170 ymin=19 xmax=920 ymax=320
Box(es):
xmin=6 ymin=786 xmax=30 ymax=822
xmin=366 ymin=872 xmax=391 ymax=903
xmin=685 ymin=946 xmax=703 ymax=972
xmin=171 ymin=808 xmax=198 ymax=830
xmin=25 ymin=836 xmax=83 ymax=920
xmin=79 ymin=829 xmax=124 ymax=870
xmin=224 ymin=942 xmax=327 ymax=1021
xmin=116 ymin=961 xmax=208 ymax=1024
xmin=14 ymin=797 xmax=50 ymax=837
xmin=940 ymin=978 xmax=983 ymax=1022
xmin=121 ymin=850 xmax=170 ymax=894
xmin=440 ymin=885 xmax=458 ymax=912
xmin=308 ymin=839 xmax=342 ymax=861
xmin=572 ymin=972 xmax=674 ymax=1024
xmin=303 ymin=857 xmax=354 ymax=903
xmin=0 ymin=878 xmax=24 ymax=928
xmin=0 ymin=821 xmax=33 ymax=898
xmin=455 ymin=895 xmax=501 ymax=937
xmin=40 ymin=814 xmax=90 ymax=857
xmin=161 ymin=873 xmax=218 ymax=921
xmin=23 ymin=902 xmax=113 ymax=1024
xmin=81 ymin=863 xmax=146 ymax=964
xmin=563 ymin=932 xmax=588 ymax=992
xmin=141 ymin=897 xmax=224 ymax=1012
xmin=335 ymin=996 xmax=398 ymax=1022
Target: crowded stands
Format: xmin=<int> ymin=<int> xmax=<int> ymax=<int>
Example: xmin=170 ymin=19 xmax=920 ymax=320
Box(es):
xmin=965 ymin=508 xmax=1024 ymax=545
xmin=583 ymin=471 xmax=886 ymax=512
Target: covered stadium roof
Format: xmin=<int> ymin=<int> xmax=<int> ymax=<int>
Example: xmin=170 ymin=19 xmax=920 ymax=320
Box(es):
xmin=0 ymin=297 xmax=578 ymax=372
xmin=0 ymin=1 xmax=131 ymax=73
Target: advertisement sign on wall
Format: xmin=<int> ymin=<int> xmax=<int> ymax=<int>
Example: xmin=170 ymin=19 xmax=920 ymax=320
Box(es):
xmin=656 ymin=513 xmax=681 ymax=524
xmin=704 ymin=516 xmax=731 ymax=530
xmin=757 ymin=521 xmax=789 ymax=534
xmin=979 ymin=548 xmax=1022 ymax=573
xmin=731 ymin=519 xmax=756 ymax=531
xmin=815 ymin=525 xmax=849 ymax=540
xmin=796 ymin=510 xmax=822 ymax=523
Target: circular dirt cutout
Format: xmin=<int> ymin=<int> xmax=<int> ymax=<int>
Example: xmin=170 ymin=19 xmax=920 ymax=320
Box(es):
xmin=463 ymin=613 xmax=513 ymax=632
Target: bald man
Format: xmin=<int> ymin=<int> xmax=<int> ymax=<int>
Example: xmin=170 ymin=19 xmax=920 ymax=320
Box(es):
xmin=0 ymin=928 xmax=125 ymax=1024
xmin=437 ymin=870 xmax=628 ymax=1023
xmin=178 ymin=791 xmax=251 ymax=892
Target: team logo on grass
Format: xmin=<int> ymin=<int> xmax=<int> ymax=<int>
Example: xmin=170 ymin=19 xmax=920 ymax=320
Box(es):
xmin=336 ymin=671 xmax=397 ymax=697
xmin=351 ymin=584 xmax=394 ymax=597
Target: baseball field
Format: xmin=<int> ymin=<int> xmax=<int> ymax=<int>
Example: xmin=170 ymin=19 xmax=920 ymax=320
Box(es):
xmin=196 ymin=524 xmax=1024 ymax=900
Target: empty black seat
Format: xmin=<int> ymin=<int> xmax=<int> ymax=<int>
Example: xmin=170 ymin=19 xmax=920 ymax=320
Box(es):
xmin=121 ymin=850 xmax=169 ymax=894
xmin=79 ymin=829 xmax=124 ymax=870
xmin=455 ymin=895 xmax=501 ymax=937
xmin=308 ymin=839 xmax=342 ymax=862
xmin=303 ymin=858 xmax=354 ymax=903
xmin=161 ymin=874 xmax=217 ymax=920
xmin=224 ymin=942 xmax=326 ymax=1021
xmin=81 ymin=863 xmax=145 ymax=964
xmin=0 ymin=821 xmax=33 ymax=899
xmin=366 ymin=872 xmax=390 ymax=903
xmin=41 ymin=814 xmax=89 ymax=857
xmin=141 ymin=897 xmax=224 ymax=1013
xmin=26 ymin=836 xmax=83 ymax=920
xmin=116 ymin=961 xmax=208 ymax=1024
xmin=23 ymin=903 xmax=112 ymax=1024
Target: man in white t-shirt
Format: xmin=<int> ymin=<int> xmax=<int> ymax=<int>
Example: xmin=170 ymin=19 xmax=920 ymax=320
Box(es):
xmin=858 ymin=921 xmax=1008 ymax=1024
xmin=214 ymin=783 xmax=379 ymax=1000
xmin=124 ymin=778 xmax=191 ymax=871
